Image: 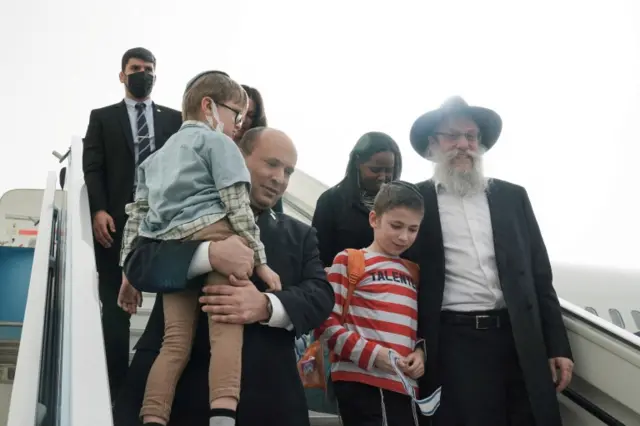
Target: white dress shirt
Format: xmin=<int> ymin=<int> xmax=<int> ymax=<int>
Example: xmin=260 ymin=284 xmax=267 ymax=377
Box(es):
xmin=436 ymin=183 xmax=505 ymax=311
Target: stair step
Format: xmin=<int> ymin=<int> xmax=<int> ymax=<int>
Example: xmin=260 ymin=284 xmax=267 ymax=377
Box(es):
xmin=130 ymin=308 xmax=152 ymax=331
xmin=0 ymin=364 xmax=15 ymax=384
xmin=0 ymin=341 xmax=19 ymax=366
xmin=140 ymin=293 xmax=156 ymax=310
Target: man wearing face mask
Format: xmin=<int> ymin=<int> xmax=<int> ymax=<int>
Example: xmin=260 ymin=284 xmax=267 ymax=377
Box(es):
xmin=82 ymin=47 xmax=182 ymax=403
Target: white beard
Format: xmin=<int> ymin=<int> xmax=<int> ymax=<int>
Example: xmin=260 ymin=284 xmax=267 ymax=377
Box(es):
xmin=432 ymin=148 xmax=487 ymax=197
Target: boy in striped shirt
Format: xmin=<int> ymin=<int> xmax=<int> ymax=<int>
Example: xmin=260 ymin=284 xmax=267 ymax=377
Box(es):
xmin=315 ymin=181 xmax=426 ymax=426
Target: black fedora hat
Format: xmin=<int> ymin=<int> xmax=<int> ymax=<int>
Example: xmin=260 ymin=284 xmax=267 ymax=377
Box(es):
xmin=409 ymin=96 xmax=503 ymax=159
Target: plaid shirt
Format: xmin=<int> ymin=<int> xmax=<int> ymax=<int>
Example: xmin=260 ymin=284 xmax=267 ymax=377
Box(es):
xmin=119 ymin=181 xmax=267 ymax=267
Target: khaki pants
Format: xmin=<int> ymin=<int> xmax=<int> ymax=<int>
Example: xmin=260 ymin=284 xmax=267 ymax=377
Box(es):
xmin=140 ymin=220 xmax=243 ymax=422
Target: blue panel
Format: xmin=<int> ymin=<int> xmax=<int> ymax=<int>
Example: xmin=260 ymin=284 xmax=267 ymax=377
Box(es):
xmin=0 ymin=247 xmax=35 ymax=330
xmin=0 ymin=325 xmax=22 ymax=340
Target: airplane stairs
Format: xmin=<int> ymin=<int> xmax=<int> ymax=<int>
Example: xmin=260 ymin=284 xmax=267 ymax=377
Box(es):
xmin=2 ymin=137 xmax=640 ymax=425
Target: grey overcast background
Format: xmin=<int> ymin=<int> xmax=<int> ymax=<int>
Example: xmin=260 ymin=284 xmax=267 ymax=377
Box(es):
xmin=1 ymin=0 xmax=638 ymax=269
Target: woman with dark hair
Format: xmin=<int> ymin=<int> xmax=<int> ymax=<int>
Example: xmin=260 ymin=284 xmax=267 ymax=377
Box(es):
xmin=235 ymin=84 xmax=268 ymax=142
xmin=234 ymin=84 xmax=284 ymax=213
xmin=311 ymin=131 xmax=403 ymax=267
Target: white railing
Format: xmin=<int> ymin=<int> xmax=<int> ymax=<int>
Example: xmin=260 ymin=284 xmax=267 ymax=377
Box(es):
xmin=59 ymin=136 xmax=112 ymax=425
xmin=7 ymin=172 xmax=57 ymax=426
xmin=560 ymin=298 xmax=640 ymax=349
xmin=559 ymin=298 xmax=640 ymax=424
xmin=282 ymin=168 xmax=329 ymax=223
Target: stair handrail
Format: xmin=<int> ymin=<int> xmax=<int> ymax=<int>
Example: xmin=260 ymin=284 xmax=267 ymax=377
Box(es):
xmin=561 ymin=298 xmax=640 ymax=350
xmin=560 ymin=297 xmax=640 ymax=423
xmin=7 ymin=172 xmax=57 ymax=426
xmin=58 ymin=136 xmax=113 ymax=425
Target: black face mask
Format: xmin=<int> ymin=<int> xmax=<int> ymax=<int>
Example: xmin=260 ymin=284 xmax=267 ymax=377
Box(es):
xmin=126 ymin=71 xmax=154 ymax=99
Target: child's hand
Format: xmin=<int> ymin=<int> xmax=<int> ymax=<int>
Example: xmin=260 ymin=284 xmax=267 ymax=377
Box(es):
xmin=400 ymin=348 xmax=425 ymax=379
xmin=117 ymin=273 xmax=142 ymax=315
xmin=374 ymin=347 xmax=405 ymax=374
xmin=256 ymin=264 xmax=282 ymax=291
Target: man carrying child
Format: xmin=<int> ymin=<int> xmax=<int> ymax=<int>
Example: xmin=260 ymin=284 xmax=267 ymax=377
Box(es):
xmin=119 ymin=71 xmax=280 ymax=426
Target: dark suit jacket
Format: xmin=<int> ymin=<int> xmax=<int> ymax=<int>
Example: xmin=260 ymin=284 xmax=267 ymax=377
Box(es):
xmin=405 ymin=179 xmax=571 ymax=426
xmin=273 ymin=197 xmax=284 ymax=213
xmin=115 ymin=211 xmax=334 ymax=426
xmin=82 ymin=100 xmax=182 ymax=227
xmin=312 ymin=183 xmax=374 ymax=267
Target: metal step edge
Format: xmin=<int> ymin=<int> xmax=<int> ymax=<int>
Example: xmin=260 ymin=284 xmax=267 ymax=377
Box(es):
xmin=0 ymin=364 xmax=16 ymax=384
xmin=130 ymin=308 xmax=152 ymax=320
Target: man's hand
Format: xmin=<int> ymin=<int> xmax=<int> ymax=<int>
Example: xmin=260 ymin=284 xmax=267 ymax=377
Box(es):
xmin=117 ymin=273 xmax=142 ymax=315
xmin=93 ymin=210 xmax=115 ymax=248
xmin=209 ymin=236 xmax=253 ymax=279
xmin=199 ymin=275 xmax=270 ymax=324
xmin=401 ymin=348 xmax=425 ymax=379
xmin=549 ymin=357 xmax=574 ymax=392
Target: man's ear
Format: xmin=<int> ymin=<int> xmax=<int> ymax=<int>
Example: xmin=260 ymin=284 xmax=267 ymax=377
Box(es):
xmin=119 ymin=71 xmax=126 ymax=84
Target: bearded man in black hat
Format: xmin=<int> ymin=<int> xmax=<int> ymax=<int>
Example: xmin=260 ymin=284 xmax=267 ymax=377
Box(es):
xmin=404 ymin=97 xmax=573 ymax=426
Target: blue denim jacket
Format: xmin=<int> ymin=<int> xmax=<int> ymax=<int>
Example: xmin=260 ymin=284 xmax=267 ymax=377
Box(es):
xmin=136 ymin=121 xmax=251 ymax=237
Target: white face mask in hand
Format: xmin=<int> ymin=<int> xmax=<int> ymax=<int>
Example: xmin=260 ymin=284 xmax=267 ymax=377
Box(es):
xmin=205 ymin=97 xmax=224 ymax=133
xmin=388 ymin=350 xmax=442 ymax=416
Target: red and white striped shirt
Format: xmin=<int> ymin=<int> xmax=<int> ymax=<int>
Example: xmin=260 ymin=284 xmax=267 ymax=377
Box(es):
xmin=315 ymin=249 xmax=420 ymax=395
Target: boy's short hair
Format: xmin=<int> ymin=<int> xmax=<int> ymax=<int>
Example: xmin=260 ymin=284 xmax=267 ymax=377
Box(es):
xmin=182 ymin=71 xmax=247 ymax=121
xmin=373 ymin=181 xmax=424 ymax=216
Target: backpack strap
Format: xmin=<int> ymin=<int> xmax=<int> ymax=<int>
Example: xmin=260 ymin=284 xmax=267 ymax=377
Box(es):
xmin=338 ymin=249 xmax=366 ymax=324
xmin=399 ymin=259 xmax=420 ymax=287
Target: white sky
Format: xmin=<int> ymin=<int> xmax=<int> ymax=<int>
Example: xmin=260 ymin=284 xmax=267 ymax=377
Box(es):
xmin=1 ymin=0 xmax=639 ymax=269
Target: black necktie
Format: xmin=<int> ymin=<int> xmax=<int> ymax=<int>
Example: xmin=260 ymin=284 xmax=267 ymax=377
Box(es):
xmin=135 ymin=102 xmax=151 ymax=166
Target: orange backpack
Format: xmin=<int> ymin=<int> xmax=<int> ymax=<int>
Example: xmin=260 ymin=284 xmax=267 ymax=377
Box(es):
xmin=297 ymin=249 xmax=420 ymax=390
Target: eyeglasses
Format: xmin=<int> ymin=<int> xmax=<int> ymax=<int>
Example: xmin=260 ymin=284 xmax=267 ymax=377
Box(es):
xmin=434 ymin=131 xmax=481 ymax=143
xmin=217 ymin=103 xmax=244 ymax=126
